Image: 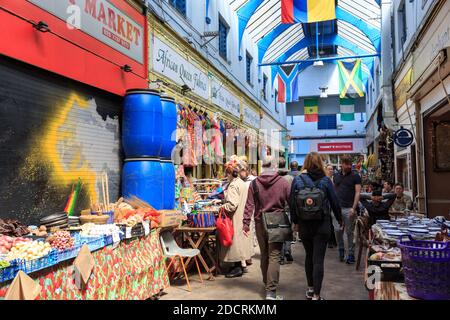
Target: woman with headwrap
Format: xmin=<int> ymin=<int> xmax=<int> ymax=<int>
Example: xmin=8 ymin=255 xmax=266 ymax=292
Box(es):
xmin=218 ymin=157 xmax=254 ymax=278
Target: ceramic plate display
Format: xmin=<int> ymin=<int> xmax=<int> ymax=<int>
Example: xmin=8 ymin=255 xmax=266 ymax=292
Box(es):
xmin=407 ymin=228 xmax=429 ymax=234
xmin=386 ymin=231 xmax=407 ymax=237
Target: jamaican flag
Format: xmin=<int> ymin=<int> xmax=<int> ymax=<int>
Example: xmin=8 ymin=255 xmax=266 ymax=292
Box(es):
xmin=337 ymin=59 xmax=365 ymax=98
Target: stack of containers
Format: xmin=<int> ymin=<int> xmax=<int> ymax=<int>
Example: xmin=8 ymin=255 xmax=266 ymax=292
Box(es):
xmin=121 ymin=89 xmax=177 ymax=210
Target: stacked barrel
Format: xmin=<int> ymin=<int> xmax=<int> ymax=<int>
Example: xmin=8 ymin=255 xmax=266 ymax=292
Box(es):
xmin=122 ymin=89 xmax=177 ymax=210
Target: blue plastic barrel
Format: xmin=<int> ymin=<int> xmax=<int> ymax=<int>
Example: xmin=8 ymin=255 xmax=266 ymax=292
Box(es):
xmin=160 ymin=96 xmax=177 ymax=159
xmin=160 ymin=159 xmax=176 ymax=210
xmin=123 ymin=89 xmax=162 ymax=158
xmin=122 ymin=159 xmax=163 ymax=210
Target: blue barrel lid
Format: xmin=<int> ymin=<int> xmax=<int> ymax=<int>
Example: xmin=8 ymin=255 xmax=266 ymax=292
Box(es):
xmin=124 ymin=157 xmax=160 ymax=162
xmin=125 ymin=88 xmax=160 ymax=96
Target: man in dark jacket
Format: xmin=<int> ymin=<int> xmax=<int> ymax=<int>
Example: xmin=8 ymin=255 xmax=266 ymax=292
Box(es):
xmin=360 ymin=189 xmax=396 ymax=226
xmin=243 ymin=156 xmax=291 ymax=300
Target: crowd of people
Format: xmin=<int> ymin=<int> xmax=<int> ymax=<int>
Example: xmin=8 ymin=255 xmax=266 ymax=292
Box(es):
xmin=213 ymin=153 xmax=414 ymax=300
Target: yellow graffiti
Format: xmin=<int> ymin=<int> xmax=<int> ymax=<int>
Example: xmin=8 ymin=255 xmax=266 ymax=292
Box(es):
xmin=40 ymin=93 xmax=98 ymax=202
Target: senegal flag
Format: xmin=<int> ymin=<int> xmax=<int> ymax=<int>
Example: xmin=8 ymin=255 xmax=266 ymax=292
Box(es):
xmin=304 ymin=98 xmax=318 ymax=122
xmin=340 ymin=98 xmax=355 ymax=121
xmin=338 ymin=59 xmax=365 ymax=98
xmin=281 ymin=0 xmax=336 ymax=24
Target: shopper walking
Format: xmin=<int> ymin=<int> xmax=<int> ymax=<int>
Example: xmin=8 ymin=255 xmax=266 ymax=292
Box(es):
xmin=219 ymin=159 xmax=254 ymax=278
xmin=289 ymin=161 xmax=301 ymax=243
xmin=278 ymin=157 xmax=294 ymax=265
xmin=382 ymin=181 xmax=393 ymax=194
xmin=325 ymin=164 xmax=337 ymax=249
xmin=333 ymin=156 xmax=362 ymax=264
xmin=243 ymin=156 xmax=291 ymax=300
xmin=290 ymin=152 xmax=342 ymax=300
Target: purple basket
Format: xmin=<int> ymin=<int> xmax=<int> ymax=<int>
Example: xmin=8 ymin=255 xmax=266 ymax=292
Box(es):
xmin=398 ymin=235 xmax=450 ymax=300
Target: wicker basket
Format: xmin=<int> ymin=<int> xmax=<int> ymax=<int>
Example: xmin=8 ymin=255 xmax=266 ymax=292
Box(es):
xmin=398 ymin=235 xmax=450 ymax=300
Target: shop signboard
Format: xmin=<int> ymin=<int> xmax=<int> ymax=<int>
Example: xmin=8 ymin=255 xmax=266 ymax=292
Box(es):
xmin=310 ymin=138 xmax=365 ymax=154
xmin=152 ymin=37 xmax=209 ymax=100
xmin=211 ymin=79 xmax=241 ymax=118
xmin=393 ymin=127 xmax=414 ymax=148
xmin=243 ymin=105 xmax=260 ymax=129
xmin=28 ymin=0 xmax=144 ymax=63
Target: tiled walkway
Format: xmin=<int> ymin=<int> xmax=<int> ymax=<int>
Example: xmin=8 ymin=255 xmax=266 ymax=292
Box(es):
xmin=161 ymin=241 xmax=368 ymax=300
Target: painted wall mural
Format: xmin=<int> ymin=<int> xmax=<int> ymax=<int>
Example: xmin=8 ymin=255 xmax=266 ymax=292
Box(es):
xmin=0 ymin=57 xmax=122 ymax=225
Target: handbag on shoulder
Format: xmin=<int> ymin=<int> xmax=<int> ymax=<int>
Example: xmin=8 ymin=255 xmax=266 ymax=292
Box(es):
xmin=252 ymin=180 xmax=292 ymax=243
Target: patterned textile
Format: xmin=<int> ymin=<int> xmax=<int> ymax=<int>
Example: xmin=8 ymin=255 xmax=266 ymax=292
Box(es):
xmin=0 ymin=230 xmax=169 ymax=300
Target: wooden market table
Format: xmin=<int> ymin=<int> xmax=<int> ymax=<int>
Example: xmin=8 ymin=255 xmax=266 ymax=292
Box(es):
xmin=175 ymin=226 xmax=218 ymax=280
xmin=0 ymin=229 xmax=169 ymax=300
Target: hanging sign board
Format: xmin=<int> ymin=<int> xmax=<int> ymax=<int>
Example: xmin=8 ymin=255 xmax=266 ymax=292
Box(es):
xmin=393 ymin=128 xmax=414 ymax=148
xmin=243 ymin=105 xmax=260 ymax=129
xmin=29 ymin=0 xmax=144 ymax=63
xmin=211 ymin=79 xmax=241 ymax=118
xmin=152 ymin=37 xmax=209 ymax=99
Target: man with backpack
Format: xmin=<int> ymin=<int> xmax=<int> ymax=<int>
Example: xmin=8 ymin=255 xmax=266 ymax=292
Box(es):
xmin=243 ymin=156 xmax=292 ymax=300
xmin=278 ymin=157 xmax=295 ymax=264
xmin=333 ymin=156 xmax=362 ymax=264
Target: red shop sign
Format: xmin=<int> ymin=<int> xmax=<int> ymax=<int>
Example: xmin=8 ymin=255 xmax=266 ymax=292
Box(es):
xmin=317 ymin=142 xmax=353 ymax=152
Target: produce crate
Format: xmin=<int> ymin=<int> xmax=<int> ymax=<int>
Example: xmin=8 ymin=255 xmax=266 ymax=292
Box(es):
xmin=0 ymin=261 xmax=19 ymax=283
xmin=17 ymin=249 xmax=58 ymax=274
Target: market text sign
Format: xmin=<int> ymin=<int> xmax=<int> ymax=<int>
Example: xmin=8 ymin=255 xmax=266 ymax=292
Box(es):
xmin=28 ymin=0 xmax=144 ymax=63
xmin=243 ymin=105 xmax=260 ymax=129
xmin=211 ymin=80 xmax=241 ymax=118
xmin=153 ymin=37 xmax=209 ymax=99
xmin=318 ymin=142 xmax=353 ymax=152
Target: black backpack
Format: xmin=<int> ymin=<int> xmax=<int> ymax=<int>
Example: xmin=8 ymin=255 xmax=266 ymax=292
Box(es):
xmin=295 ymin=175 xmax=328 ymax=221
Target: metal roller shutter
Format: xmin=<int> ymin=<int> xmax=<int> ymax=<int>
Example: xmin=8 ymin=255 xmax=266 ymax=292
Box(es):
xmin=0 ymin=57 xmax=122 ymax=225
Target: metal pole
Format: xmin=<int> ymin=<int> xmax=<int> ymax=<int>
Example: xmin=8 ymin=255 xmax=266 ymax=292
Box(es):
xmin=258 ymin=53 xmax=381 ymax=67
xmin=316 ymin=22 xmax=319 ymax=60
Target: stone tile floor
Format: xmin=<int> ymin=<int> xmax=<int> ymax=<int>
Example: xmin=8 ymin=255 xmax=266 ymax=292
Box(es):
xmin=160 ymin=241 xmax=368 ymax=300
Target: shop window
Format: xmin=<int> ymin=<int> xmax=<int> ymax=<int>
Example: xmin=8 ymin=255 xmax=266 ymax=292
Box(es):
xmin=219 ymin=17 xmax=229 ymax=60
xmin=262 ymin=74 xmax=268 ymax=101
xmin=169 ymin=0 xmax=186 ymax=17
xmin=246 ymin=52 xmax=253 ymax=85
xmin=318 ymin=114 xmax=337 ymax=130
xmin=397 ymin=1 xmax=407 ymax=48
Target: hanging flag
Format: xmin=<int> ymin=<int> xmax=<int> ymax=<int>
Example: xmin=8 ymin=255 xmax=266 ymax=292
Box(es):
xmin=340 ymin=98 xmax=355 ymax=121
xmin=281 ymin=0 xmax=336 ymax=24
xmin=277 ymin=75 xmax=286 ymax=103
xmin=304 ymin=98 xmax=318 ymax=122
xmin=337 ymin=59 xmax=365 ymax=98
xmin=291 ymin=72 xmax=299 ymax=102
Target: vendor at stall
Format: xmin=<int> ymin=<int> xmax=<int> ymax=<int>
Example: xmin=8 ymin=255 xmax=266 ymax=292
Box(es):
xmin=390 ymin=183 xmax=413 ymax=214
xmin=360 ymin=190 xmax=396 ymax=226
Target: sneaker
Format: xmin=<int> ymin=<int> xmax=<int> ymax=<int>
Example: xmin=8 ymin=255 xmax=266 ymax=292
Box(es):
xmin=225 ymin=267 xmax=243 ymax=278
xmin=291 ymin=241 xmax=296 ymax=244
xmin=312 ymin=296 xmax=325 ymax=300
xmin=346 ymin=254 xmax=355 ymax=265
xmin=266 ymin=291 xmax=284 ymax=300
xmin=285 ymin=253 xmax=294 ymax=263
xmin=305 ymin=289 xmax=314 ymax=300
xmin=339 ymin=249 xmax=345 ymax=262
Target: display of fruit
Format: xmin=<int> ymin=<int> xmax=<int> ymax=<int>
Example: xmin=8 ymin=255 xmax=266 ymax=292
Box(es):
xmin=0 ymin=236 xmax=32 ymax=254
xmin=6 ymin=240 xmax=52 ymax=261
xmin=46 ymin=231 xmax=75 ymax=250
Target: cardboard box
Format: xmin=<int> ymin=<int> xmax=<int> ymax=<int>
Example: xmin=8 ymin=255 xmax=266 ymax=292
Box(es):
xmin=159 ymin=210 xmax=184 ymax=228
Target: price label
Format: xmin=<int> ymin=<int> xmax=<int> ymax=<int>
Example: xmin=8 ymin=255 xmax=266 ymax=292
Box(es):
xmin=126 ymin=227 xmax=132 ymax=239
xmin=143 ymin=221 xmax=150 ymax=236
